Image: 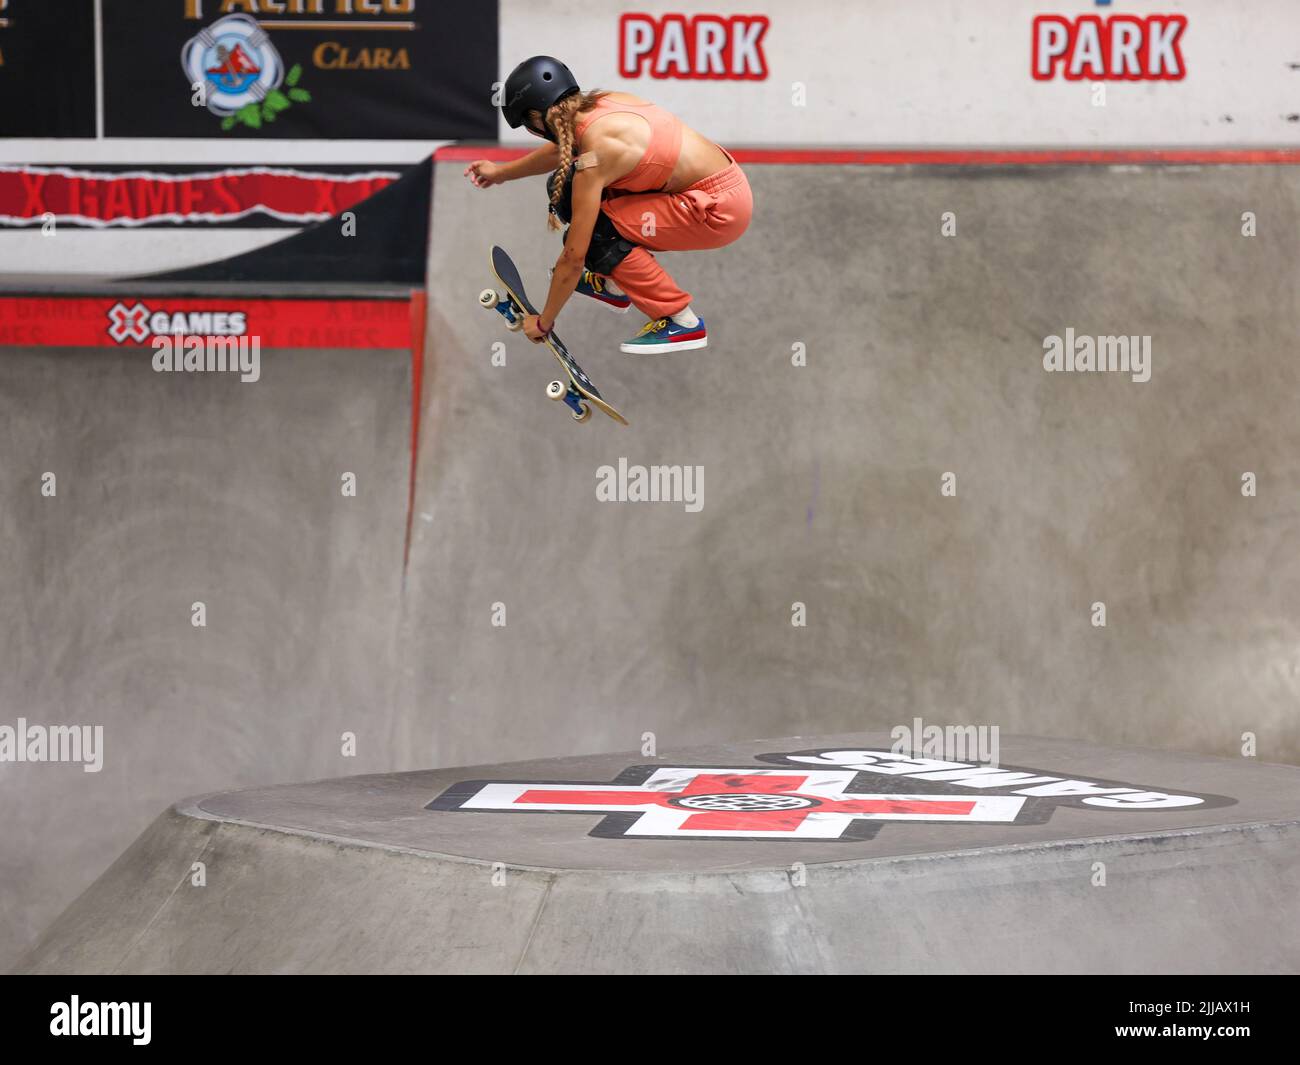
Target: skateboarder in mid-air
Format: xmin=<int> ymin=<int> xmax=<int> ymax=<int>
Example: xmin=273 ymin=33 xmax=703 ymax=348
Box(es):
xmin=464 ymin=55 xmax=753 ymax=354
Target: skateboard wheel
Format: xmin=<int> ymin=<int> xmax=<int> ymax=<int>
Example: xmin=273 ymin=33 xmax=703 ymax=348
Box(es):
xmin=478 ymin=288 xmax=497 ymax=308
xmin=572 ymin=404 xmax=591 ymax=423
xmin=546 ymin=380 xmax=566 ymax=401
xmin=505 ymin=317 xmax=523 ymax=332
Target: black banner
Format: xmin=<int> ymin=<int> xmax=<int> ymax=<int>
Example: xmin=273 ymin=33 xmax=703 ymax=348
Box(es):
xmin=0 ymin=976 xmax=1291 ymax=1049
xmin=101 ymin=0 xmax=495 ymax=140
xmin=0 ymin=0 xmax=97 ymax=137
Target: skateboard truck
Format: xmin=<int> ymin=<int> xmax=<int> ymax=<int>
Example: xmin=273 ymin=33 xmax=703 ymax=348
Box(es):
xmin=480 ymin=287 xmax=592 ymax=421
xmin=478 ymin=288 xmax=522 ymax=331
xmin=545 ymin=378 xmax=592 ymax=422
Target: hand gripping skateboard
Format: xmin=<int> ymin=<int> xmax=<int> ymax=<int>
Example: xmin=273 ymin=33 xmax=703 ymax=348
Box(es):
xmin=479 ymin=245 xmax=628 ymax=425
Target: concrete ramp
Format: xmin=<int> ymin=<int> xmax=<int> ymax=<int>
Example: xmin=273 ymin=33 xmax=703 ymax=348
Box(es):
xmin=402 ymin=156 xmax=1300 ymax=773
xmin=17 ymin=734 xmax=1299 ymax=974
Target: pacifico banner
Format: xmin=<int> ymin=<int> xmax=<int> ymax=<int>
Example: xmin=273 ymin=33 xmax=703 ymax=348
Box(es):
xmin=100 ymin=0 xmax=496 ymax=139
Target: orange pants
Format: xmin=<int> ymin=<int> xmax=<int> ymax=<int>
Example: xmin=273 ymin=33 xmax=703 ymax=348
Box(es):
xmin=600 ymin=157 xmax=753 ymax=319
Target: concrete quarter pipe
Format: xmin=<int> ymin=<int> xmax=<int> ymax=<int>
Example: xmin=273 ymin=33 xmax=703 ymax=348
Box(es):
xmin=401 ymin=152 xmax=1300 ymax=771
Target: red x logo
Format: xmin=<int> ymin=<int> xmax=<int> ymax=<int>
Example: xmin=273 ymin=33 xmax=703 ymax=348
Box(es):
xmin=107 ymin=301 xmax=151 ymax=344
xmin=436 ymin=766 xmax=1027 ymax=840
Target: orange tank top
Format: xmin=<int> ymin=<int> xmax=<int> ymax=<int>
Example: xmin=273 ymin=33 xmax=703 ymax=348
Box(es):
xmin=574 ymin=96 xmax=683 ymax=193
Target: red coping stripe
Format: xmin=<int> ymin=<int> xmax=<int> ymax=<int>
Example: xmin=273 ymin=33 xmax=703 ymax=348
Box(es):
xmin=0 ymin=296 xmax=414 ymax=349
xmin=436 ymin=145 xmax=1300 ymax=166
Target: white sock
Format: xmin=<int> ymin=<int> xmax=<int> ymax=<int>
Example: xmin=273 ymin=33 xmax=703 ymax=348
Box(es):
xmin=670 ymin=306 xmax=699 ymax=328
xmin=604 ymin=278 xmax=625 ymax=297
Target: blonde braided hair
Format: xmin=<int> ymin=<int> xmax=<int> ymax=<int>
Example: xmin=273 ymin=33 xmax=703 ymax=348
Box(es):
xmin=540 ymin=90 xmax=607 ymax=231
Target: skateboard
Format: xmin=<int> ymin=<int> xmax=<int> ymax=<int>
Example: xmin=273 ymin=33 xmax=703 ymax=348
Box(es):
xmin=479 ymin=245 xmax=628 ymax=426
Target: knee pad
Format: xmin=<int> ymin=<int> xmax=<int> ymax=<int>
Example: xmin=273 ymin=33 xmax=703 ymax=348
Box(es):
xmin=550 ymin=163 xmax=638 ymax=274
xmin=584 ymin=211 xmax=636 ymax=275
xmin=548 ymin=163 xmax=634 ymax=274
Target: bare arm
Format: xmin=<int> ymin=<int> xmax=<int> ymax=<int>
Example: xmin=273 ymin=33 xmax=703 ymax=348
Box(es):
xmin=499 ymin=143 xmax=560 ymax=180
xmin=464 ymin=143 xmax=559 ymax=187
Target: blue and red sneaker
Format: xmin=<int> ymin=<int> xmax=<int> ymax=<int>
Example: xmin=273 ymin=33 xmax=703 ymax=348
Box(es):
xmin=619 ymin=315 xmax=708 ymax=354
xmin=572 ymin=269 xmax=631 ymax=312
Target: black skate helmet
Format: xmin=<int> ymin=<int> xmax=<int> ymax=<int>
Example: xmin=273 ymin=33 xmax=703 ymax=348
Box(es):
xmin=501 ymin=55 xmax=580 ymax=141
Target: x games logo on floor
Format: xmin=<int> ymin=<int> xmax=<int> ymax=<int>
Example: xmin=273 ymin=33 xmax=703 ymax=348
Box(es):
xmin=427 ymin=748 xmax=1234 ymax=841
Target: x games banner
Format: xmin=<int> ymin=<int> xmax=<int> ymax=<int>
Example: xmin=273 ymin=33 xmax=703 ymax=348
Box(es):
xmin=0 ymin=164 xmax=401 ymax=227
xmin=103 ymin=0 xmax=495 ymax=139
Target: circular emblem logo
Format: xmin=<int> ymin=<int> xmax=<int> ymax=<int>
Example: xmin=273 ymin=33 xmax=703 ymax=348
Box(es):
xmin=668 ymin=793 xmax=819 ymax=812
xmin=181 ymin=14 xmax=284 ymax=117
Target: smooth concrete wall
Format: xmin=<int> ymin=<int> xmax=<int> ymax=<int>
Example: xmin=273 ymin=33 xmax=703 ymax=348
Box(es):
xmin=0 ymin=346 xmax=411 ymax=966
xmin=400 ymin=160 xmax=1300 ymax=771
